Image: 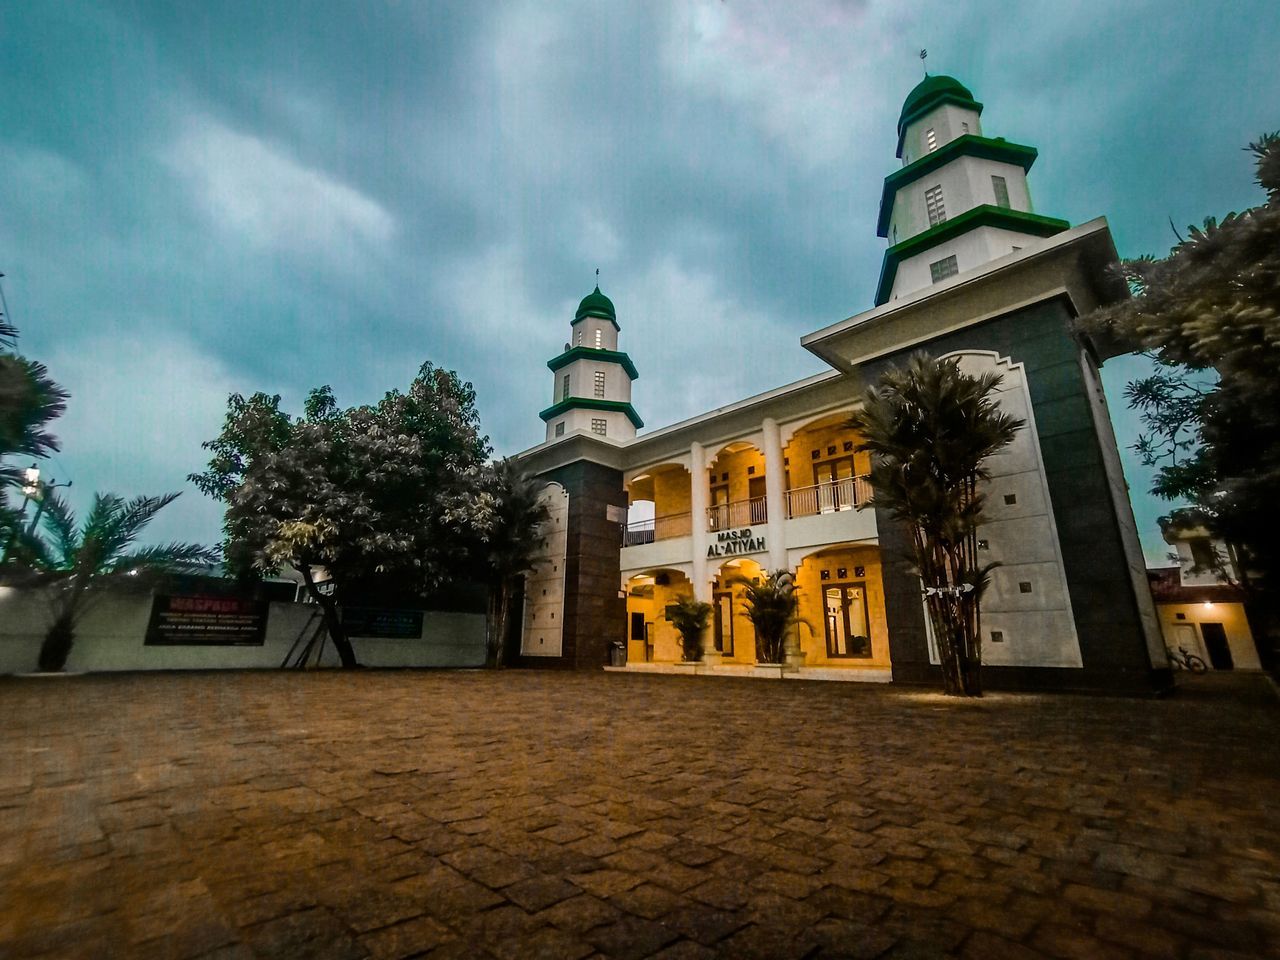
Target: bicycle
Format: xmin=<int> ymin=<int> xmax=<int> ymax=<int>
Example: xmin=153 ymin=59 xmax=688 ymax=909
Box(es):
xmin=1166 ymin=645 xmax=1208 ymax=673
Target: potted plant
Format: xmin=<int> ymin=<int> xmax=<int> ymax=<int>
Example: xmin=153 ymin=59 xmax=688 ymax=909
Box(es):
xmin=667 ymin=594 xmax=712 ymax=663
xmin=737 ymin=570 xmax=804 ymax=666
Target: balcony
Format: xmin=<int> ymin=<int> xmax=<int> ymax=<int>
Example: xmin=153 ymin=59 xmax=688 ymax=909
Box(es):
xmin=706 ymin=496 xmax=768 ymax=531
xmin=622 ymin=512 xmax=692 ymax=547
xmin=784 ymin=476 xmax=873 ymax=518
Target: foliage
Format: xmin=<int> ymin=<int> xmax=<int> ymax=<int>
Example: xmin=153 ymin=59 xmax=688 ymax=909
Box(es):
xmin=667 ymin=594 xmax=712 ymax=662
xmin=441 ymin=458 xmax=551 ymax=668
xmin=6 ymin=491 xmax=216 ymax=671
xmin=849 ymin=352 xmax=1021 ymax=696
xmin=1083 ymin=133 xmax=1280 ymax=615
xmin=190 ymin=363 xmax=490 ymax=668
xmin=736 ymin=570 xmax=803 ymax=665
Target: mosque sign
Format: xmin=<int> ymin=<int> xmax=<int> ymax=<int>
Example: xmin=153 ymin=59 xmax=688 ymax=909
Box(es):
xmin=145 ymin=595 xmax=269 ymax=646
xmin=707 ymin=528 xmax=766 ymax=558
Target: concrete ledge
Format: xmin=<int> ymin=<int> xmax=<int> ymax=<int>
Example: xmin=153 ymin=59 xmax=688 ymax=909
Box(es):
xmin=604 ymin=662 xmax=894 ymax=683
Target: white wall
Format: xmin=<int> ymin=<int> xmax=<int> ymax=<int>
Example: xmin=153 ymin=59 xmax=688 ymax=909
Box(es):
xmin=0 ymin=587 xmax=486 ymax=674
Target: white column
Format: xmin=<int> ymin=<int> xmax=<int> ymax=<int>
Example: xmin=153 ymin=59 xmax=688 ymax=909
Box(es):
xmin=689 ymin=441 xmax=711 ymax=603
xmin=689 ymin=441 xmax=717 ymax=666
xmin=761 ymin=417 xmax=787 ymax=573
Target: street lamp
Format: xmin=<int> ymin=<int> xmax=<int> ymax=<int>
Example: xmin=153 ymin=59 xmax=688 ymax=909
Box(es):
xmin=1 ymin=465 xmax=72 ymax=565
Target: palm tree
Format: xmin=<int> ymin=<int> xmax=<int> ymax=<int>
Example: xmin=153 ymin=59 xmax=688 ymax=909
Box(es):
xmin=0 ymin=353 xmax=68 ymax=490
xmin=737 ymin=570 xmax=804 ymax=665
xmin=9 ymin=491 xmax=217 ymax=672
xmin=849 ymin=352 xmax=1022 ymax=697
xmin=475 ymin=459 xmax=551 ymax=669
xmin=668 ymin=594 xmax=712 ymax=661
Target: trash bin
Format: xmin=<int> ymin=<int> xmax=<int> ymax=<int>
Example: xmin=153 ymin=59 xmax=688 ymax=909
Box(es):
xmin=609 ymin=641 xmax=627 ymax=667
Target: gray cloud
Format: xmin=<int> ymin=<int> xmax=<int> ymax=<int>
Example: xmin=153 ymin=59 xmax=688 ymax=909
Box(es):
xmin=2 ymin=0 xmax=1276 ymax=564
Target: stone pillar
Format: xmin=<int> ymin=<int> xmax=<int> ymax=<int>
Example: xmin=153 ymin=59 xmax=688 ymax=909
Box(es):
xmin=689 ymin=441 xmax=717 ymax=665
xmin=761 ymin=417 xmax=787 ymax=574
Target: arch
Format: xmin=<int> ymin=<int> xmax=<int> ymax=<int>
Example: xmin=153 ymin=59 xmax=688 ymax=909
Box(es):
xmin=625 ymin=463 xmax=692 ymax=543
xmin=625 ymin=568 xmax=694 ymax=664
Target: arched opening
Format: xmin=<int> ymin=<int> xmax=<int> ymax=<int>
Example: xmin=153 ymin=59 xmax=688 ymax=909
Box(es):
xmin=706 ymin=441 xmax=768 ymax=530
xmin=624 ymin=464 xmax=692 ymax=545
xmin=793 ymin=545 xmax=890 ymax=667
xmin=624 ymin=568 xmax=692 ymax=663
xmin=782 ymin=412 xmax=872 ymax=519
xmin=710 ymin=557 xmax=766 ymax=663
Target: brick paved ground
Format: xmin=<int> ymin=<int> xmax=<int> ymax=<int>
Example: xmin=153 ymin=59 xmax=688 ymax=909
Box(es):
xmin=1 ymin=671 xmax=1278 ymax=960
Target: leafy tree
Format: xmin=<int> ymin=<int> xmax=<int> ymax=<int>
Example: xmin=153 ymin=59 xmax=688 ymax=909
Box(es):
xmin=191 ymin=363 xmax=490 ymax=668
xmin=442 ymin=458 xmax=551 ymax=668
xmin=736 ymin=570 xmax=804 ymax=665
xmin=1084 ymin=132 xmax=1280 ymax=654
xmin=667 ymin=594 xmax=712 ymax=662
xmin=7 ymin=491 xmax=216 ymax=672
xmin=849 ymin=353 xmax=1022 ymax=696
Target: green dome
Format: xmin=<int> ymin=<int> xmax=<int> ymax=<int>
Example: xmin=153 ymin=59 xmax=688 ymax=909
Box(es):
xmin=898 ymin=74 xmax=978 ymax=131
xmin=574 ymin=285 xmax=616 ymax=322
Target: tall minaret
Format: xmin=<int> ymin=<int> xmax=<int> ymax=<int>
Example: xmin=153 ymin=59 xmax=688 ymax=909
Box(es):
xmin=873 ymin=74 xmax=1070 ymax=305
xmin=539 ymin=284 xmax=642 ymax=443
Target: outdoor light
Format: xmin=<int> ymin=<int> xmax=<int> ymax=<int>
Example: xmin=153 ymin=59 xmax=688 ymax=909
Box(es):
xmin=1202 ymin=601 xmax=1214 ymax=609
xmin=21 ymin=464 xmax=40 ymax=498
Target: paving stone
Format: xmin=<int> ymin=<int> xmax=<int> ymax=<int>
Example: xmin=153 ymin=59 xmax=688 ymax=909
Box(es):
xmin=1 ymin=671 xmax=1278 ymax=960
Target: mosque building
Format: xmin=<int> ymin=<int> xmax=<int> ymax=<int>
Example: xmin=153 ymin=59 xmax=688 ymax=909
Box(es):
xmin=515 ymin=75 xmax=1169 ymax=692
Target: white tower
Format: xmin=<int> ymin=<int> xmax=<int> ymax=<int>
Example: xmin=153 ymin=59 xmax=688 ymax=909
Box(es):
xmin=539 ymin=285 xmax=642 ymax=443
xmin=874 ymin=74 xmax=1070 ymax=304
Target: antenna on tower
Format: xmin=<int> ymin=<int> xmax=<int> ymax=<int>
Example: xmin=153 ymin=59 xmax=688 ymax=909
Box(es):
xmin=919 ymin=49 xmax=928 ymax=76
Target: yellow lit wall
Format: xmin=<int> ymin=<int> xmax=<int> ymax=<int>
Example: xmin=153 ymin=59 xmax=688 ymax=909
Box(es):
xmin=706 ymin=446 xmax=766 ymax=504
xmin=1156 ymin=601 xmax=1260 ymax=670
xmin=784 ymin=422 xmax=871 ymax=492
xmin=793 ymin=546 xmax=891 ymax=668
xmin=711 ymin=559 xmax=764 ymax=663
xmin=625 ymin=575 xmax=696 ymax=663
xmin=653 ymin=467 xmax=692 ymax=519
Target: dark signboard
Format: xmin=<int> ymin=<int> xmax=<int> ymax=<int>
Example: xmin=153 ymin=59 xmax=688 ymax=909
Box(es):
xmin=145 ymin=595 xmax=269 ymax=646
xmin=341 ymin=606 xmax=424 ymax=639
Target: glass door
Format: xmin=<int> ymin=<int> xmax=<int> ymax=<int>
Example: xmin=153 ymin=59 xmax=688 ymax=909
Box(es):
xmin=823 ymin=583 xmax=871 ymax=658
xmin=813 ymin=457 xmax=855 ymax=512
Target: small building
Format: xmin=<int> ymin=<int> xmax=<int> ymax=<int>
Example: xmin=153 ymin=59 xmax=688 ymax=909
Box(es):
xmin=1148 ymin=517 xmax=1261 ymax=671
xmin=515 ymin=74 xmax=1169 ymax=693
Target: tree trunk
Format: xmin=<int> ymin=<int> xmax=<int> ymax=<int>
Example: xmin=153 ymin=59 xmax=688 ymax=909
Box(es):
xmin=301 ymin=567 xmax=358 ymax=669
xmin=485 ymin=581 xmax=510 ymax=669
xmin=37 ymin=613 xmax=76 ymax=673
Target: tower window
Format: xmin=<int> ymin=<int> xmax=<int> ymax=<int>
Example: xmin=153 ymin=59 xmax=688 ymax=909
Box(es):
xmin=594 ymin=328 xmax=603 ymax=349
xmin=562 ymin=374 xmax=570 ymax=400
xmin=961 ymin=122 xmax=969 ymax=134
xmin=575 ymin=327 xmax=583 ymax=346
xmin=925 ymin=185 xmax=946 ymax=226
xmin=925 ymin=127 xmax=937 ymax=152
xmin=554 ymin=421 xmax=565 ymax=437
xmin=591 ymin=418 xmax=607 ymax=436
xmin=929 ymin=255 xmax=959 ymax=283
xmin=992 ymin=175 xmax=1011 ymax=208
xmin=593 ymin=371 xmax=606 ymax=398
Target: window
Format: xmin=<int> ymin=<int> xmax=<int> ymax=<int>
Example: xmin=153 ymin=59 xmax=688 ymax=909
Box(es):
xmin=593 ymin=371 xmax=605 ymax=398
xmin=591 ymin=418 xmax=607 ymax=436
xmin=574 ymin=326 xmax=583 ymax=346
xmin=1189 ymin=537 xmax=1217 ymax=571
xmin=991 ymin=175 xmax=1011 ymax=208
xmin=554 ymin=421 xmax=565 ymax=437
xmin=925 ymin=184 xmax=946 ymax=226
xmin=925 ymin=127 xmax=937 ymax=152
xmin=562 ymin=374 xmax=570 ymax=400
xmin=594 ymin=328 xmax=603 ymax=349
xmin=929 ymin=255 xmax=959 ymax=283
xmin=961 ymin=121 xmax=969 ymax=134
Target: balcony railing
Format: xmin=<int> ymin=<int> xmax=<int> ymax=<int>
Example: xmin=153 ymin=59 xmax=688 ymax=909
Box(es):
xmin=785 ymin=476 xmax=872 ymax=518
xmin=622 ymin=511 xmax=692 ymax=546
xmin=707 ymin=495 xmax=768 ymax=531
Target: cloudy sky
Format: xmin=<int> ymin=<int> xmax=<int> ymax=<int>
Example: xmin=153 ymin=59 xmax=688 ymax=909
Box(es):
xmin=1 ymin=0 xmax=1275 ymax=563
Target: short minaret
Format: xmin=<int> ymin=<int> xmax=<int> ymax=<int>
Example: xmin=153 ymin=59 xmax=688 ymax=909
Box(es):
xmin=874 ymin=74 xmax=1071 ymax=305
xmin=540 ymin=285 xmax=642 ymax=443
